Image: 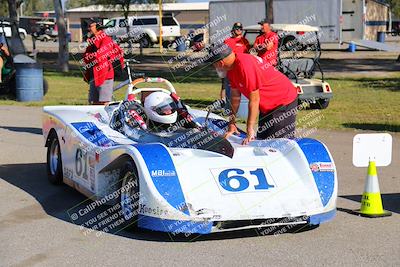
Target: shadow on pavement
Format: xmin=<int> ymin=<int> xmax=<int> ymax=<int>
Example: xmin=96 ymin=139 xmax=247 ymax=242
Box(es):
xmin=0 ymin=126 xmax=43 ymax=135
xmin=342 ymin=123 xmax=400 ymax=132
xmin=0 ymin=162 xmax=318 ymax=242
xmin=339 ymin=194 xmax=400 ymax=214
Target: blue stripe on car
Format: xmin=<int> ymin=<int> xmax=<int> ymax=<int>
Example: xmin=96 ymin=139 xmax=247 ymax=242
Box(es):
xmin=297 ymin=138 xmax=335 ymax=207
xmin=134 ymin=143 xmax=190 ymax=216
xmin=138 ymin=215 xmax=212 ymax=234
xmin=71 ymin=122 xmax=116 ymax=147
xmin=308 ymin=209 xmax=336 ymax=225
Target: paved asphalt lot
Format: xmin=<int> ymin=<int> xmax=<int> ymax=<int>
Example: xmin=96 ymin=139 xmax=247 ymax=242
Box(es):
xmin=0 ymin=106 xmax=399 ymax=266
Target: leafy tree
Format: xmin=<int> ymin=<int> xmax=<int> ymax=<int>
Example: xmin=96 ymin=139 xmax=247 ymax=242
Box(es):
xmin=386 ymin=0 xmax=400 ymax=18
xmin=0 ymin=0 xmax=8 ymax=17
xmin=66 ymin=0 xmax=96 ymax=9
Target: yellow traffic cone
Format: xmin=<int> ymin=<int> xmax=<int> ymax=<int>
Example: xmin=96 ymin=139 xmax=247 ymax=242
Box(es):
xmin=355 ymin=160 xmax=392 ymax=217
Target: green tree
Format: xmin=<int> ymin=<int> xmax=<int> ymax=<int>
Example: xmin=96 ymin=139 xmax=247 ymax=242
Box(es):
xmin=0 ymin=0 xmax=8 ymax=17
xmin=66 ymin=0 xmax=95 ymax=9
xmin=386 ymin=0 xmax=400 ymax=18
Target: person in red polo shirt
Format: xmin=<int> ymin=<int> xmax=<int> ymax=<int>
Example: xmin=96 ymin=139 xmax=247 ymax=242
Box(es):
xmin=221 ymin=22 xmax=251 ymax=106
xmin=224 ymin=22 xmax=250 ymax=54
xmin=207 ymin=43 xmax=298 ymax=145
xmin=253 ymin=18 xmax=278 ymax=67
xmin=83 ymin=18 xmax=124 ymax=104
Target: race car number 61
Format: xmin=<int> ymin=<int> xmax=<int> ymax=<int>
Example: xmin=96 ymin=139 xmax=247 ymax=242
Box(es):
xmin=216 ymin=168 xmax=275 ymax=193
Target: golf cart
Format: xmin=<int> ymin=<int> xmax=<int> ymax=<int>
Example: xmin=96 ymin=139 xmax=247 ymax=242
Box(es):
xmin=32 ymin=21 xmax=58 ymax=42
xmin=244 ymin=24 xmax=332 ymax=109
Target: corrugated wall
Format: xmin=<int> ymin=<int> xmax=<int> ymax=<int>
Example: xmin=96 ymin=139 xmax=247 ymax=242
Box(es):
xmin=365 ymin=0 xmax=389 ymax=40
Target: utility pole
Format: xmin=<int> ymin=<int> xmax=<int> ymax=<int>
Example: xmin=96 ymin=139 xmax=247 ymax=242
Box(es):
xmin=265 ymin=0 xmax=274 ymax=22
xmin=159 ymin=0 xmax=163 ymax=53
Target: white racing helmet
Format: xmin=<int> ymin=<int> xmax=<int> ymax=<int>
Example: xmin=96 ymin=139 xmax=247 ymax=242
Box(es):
xmin=144 ymin=91 xmax=178 ymax=125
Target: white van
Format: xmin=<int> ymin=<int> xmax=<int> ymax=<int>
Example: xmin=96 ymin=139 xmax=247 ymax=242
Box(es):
xmin=104 ymin=15 xmax=181 ymax=48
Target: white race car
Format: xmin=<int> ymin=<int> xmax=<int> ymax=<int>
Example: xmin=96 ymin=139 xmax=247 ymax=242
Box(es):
xmin=42 ymin=76 xmax=337 ymax=235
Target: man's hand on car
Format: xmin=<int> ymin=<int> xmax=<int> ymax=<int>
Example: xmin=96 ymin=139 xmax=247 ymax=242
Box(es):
xmin=224 ymin=123 xmax=240 ymax=139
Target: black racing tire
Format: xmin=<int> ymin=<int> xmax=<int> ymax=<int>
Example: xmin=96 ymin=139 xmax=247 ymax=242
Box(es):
xmin=309 ymin=99 xmax=330 ymax=109
xmin=119 ymin=160 xmax=140 ymax=230
xmin=162 ymin=40 xmax=171 ymax=48
xmin=139 ymin=35 xmax=151 ymax=48
xmin=46 ymin=132 xmax=64 ymax=185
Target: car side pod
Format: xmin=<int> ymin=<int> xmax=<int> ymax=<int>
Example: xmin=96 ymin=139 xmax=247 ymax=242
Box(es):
xmin=296 ymin=138 xmax=338 ymax=225
xmin=354 ymin=160 xmax=392 ymax=218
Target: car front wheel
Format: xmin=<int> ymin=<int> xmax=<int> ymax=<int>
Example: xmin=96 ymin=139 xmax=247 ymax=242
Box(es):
xmin=119 ymin=160 xmax=140 ymax=230
xmin=46 ymin=133 xmax=63 ymax=184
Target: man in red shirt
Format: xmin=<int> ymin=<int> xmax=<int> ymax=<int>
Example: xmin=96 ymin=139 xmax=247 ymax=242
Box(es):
xmin=224 ymin=22 xmax=250 ymax=54
xmin=221 ymin=22 xmax=250 ymax=104
xmin=207 ymin=43 xmax=298 ymax=144
xmin=83 ymin=18 xmax=124 ymax=104
xmin=253 ymin=18 xmax=278 ymax=67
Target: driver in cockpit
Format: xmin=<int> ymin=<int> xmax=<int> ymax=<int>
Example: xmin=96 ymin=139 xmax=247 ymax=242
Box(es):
xmin=143 ymin=91 xmax=179 ymax=132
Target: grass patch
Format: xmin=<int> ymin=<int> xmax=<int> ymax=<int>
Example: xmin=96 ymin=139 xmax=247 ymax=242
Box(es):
xmin=0 ymin=72 xmax=399 ymax=131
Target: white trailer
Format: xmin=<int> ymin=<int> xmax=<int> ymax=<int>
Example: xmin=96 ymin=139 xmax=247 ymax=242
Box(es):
xmin=209 ymin=0 xmax=396 ymax=51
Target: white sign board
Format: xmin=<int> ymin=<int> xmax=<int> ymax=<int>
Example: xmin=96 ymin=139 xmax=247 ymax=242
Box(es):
xmin=353 ymin=133 xmax=392 ymax=167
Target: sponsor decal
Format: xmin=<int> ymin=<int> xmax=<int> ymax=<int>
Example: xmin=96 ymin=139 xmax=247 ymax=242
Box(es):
xmin=151 ymin=169 xmax=177 ymax=177
xmin=139 ymin=204 xmax=169 ymax=217
xmin=88 ymin=156 xmax=95 ymax=167
xmin=310 ymin=162 xmax=335 ymax=172
xmin=89 ymin=167 xmax=95 ymax=191
xmin=64 ymin=167 xmax=73 ymax=179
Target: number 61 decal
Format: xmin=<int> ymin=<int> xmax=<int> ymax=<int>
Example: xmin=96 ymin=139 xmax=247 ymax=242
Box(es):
xmin=212 ymin=168 xmax=275 ymax=193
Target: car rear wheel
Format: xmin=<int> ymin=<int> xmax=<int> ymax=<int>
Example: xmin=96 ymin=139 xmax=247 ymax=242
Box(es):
xmin=46 ymin=133 xmax=63 ymax=184
xmin=119 ymin=160 xmax=140 ymax=230
xmin=139 ymin=35 xmax=151 ymax=48
xmin=309 ymin=99 xmax=330 ymax=109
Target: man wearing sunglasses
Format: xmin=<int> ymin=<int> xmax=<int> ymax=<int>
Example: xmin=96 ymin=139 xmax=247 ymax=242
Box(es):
xmin=224 ymin=22 xmax=250 ymax=54
xmin=221 ymin=22 xmax=251 ymax=107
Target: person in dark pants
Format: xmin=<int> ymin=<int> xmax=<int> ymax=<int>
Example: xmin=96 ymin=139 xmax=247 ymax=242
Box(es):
xmin=83 ymin=18 xmax=124 ymax=104
xmin=221 ymin=22 xmax=251 ymax=108
xmin=257 ymin=99 xmax=298 ymax=140
xmin=207 ymin=43 xmax=298 ymax=144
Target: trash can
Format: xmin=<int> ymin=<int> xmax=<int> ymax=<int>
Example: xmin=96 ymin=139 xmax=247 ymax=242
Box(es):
xmin=176 ymin=38 xmax=186 ymax=52
xmin=14 ymin=55 xmax=43 ymax=102
xmin=348 ymin=42 xmax=356 ymax=53
xmin=377 ymin=32 xmax=385 ymax=43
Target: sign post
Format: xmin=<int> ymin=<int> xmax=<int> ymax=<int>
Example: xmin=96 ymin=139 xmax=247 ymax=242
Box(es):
xmin=352 ymin=133 xmax=392 ymax=217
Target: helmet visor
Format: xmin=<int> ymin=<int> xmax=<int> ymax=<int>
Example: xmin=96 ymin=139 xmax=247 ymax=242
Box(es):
xmin=153 ymin=99 xmax=177 ymax=116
